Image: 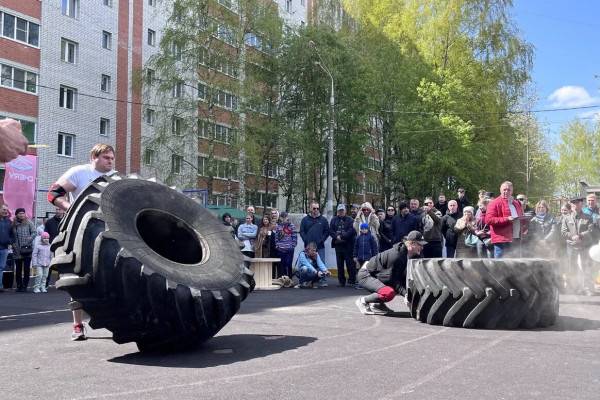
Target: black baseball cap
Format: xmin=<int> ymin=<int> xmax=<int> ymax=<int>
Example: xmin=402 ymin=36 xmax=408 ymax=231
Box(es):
xmin=405 ymin=231 xmax=427 ymax=245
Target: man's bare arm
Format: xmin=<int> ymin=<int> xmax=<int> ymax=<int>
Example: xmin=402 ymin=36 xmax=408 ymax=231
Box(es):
xmin=49 ymin=178 xmax=77 ymax=211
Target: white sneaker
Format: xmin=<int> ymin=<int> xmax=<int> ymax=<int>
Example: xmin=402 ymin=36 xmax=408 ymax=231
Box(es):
xmin=371 ymin=302 xmax=393 ymax=315
xmin=355 ymin=297 xmax=375 ymax=315
xmin=41 ymin=287 xmax=48 ymax=293
xmin=33 ymin=287 xmax=41 ymax=293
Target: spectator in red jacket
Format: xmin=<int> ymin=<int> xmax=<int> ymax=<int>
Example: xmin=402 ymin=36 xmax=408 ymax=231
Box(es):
xmin=485 ymin=181 xmax=525 ymax=258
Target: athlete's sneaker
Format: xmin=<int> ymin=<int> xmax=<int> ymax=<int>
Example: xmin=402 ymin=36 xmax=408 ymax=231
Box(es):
xmin=355 ymin=297 xmax=374 ymax=315
xmin=71 ymin=323 xmax=87 ymax=341
xmin=371 ymin=302 xmax=394 ymax=315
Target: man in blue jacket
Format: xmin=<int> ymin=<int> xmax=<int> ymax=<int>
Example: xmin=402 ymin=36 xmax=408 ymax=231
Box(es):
xmin=300 ymin=201 xmax=330 ymax=263
xmin=294 ymin=242 xmax=330 ymax=288
xmin=0 ymin=205 xmax=14 ymax=292
xmin=329 ymin=204 xmax=356 ymax=287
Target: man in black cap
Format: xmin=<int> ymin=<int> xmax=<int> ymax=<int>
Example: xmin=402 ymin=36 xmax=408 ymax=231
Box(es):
xmin=561 ymin=196 xmax=596 ymax=295
xmin=355 ymin=231 xmax=425 ymax=315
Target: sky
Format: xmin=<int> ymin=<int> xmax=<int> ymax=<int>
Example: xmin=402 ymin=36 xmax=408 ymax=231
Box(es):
xmin=512 ymin=0 xmax=600 ymax=148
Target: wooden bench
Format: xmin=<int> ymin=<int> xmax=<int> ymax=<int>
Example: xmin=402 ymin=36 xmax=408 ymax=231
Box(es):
xmin=243 ymin=257 xmax=281 ymax=290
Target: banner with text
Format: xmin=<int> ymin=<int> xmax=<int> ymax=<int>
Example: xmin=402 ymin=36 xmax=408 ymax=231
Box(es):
xmin=3 ymin=155 xmax=37 ymax=218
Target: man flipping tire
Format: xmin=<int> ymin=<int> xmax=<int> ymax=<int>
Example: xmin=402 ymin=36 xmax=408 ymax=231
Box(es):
xmin=47 ymin=144 xmax=115 ymax=340
xmin=356 ymin=231 xmax=426 ymax=315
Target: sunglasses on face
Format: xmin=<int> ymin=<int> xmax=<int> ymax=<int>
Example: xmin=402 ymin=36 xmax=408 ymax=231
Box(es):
xmin=387 ymin=209 xmax=395 ymax=212
xmin=312 ymin=207 xmax=319 ymax=210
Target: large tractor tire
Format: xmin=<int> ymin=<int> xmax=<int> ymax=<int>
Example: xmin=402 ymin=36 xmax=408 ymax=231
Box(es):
xmin=407 ymin=258 xmax=559 ymax=329
xmin=50 ymin=175 xmax=254 ymax=352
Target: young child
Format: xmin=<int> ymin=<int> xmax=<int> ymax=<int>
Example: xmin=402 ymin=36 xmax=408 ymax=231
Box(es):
xmin=353 ymin=223 xmax=378 ymax=271
xmin=32 ymin=232 xmax=52 ymax=293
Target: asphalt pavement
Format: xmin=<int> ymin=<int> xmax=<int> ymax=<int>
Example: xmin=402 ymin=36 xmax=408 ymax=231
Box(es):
xmin=1 ymin=283 xmax=599 ymax=400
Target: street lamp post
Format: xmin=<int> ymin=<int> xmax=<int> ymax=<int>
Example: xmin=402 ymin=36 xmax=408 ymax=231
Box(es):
xmin=309 ymin=40 xmax=335 ymax=219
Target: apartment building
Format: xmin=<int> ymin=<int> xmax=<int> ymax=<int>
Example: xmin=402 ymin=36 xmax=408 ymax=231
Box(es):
xmin=2 ymin=0 xmax=345 ymax=218
xmin=0 ymin=0 xmax=40 ymax=204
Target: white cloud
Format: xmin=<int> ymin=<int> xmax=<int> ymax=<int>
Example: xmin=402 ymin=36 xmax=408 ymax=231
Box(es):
xmin=548 ymin=86 xmax=600 ymax=108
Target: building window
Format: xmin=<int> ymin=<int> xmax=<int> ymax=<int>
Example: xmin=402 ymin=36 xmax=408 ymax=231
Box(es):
xmin=286 ymin=0 xmax=292 ymax=12
xmin=171 ymin=154 xmax=183 ymax=174
xmin=61 ymin=38 xmax=78 ymax=64
xmin=144 ymin=148 xmax=155 ymax=165
xmin=172 ymin=43 xmax=182 ymax=61
xmin=147 ymin=29 xmax=156 ymax=46
xmin=145 ymin=68 xmax=155 ymax=85
xmin=1 ymin=64 xmax=38 ymax=94
xmin=148 ymin=0 xmax=156 ymax=6
xmin=172 ymin=81 xmax=184 ymax=98
xmin=197 ymin=82 xmax=206 ymax=100
xmin=100 ymin=118 xmax=110 ymax=136
xmin=59 ymin=85 xmax=76 ymax=109
xmin=171 ymin=117 xmax=183 ymax=136
xmin=100 ymin=74 xmax=111 ymax=93
xmin=61 ymin=0 xmax=79 ymax=18
xmin=301 ymin=0 xmax=305 ymax=6
xmin=215 ymin=89 xmax=237 ymax=110
xmin=57 ymin=132 xmax=75 ymax=157
xmin=103 ymin=0 xmax=112 ymax=6
xmin=102 ymin=31 xmax=112 ymax=49
xmin=197 ymin=156 xmax=207 ymax=176
xmin=218 ymin=0 xmax=233 ymax=9
xmin=145 ymin=108 xmax=155 ymax=125
xmin=0 ymin=12 xmax=39 ymax=46
xmin=216 ymin=24 xmax=235 ymax=46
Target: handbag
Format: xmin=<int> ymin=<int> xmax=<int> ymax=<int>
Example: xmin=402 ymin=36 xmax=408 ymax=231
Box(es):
xmin=464 ymin=233 xmax=479 ymax=247
xmin=19 ymin=244 xmax=33 ymax=255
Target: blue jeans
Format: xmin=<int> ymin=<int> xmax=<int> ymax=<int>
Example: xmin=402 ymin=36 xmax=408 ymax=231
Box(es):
xmin=298 ymin=265 xmax=319 ymax=284
xmin=494 ymin=242 xmax=513 ymax=259
xmin=0 ymin=249 xmax=8 ymax=289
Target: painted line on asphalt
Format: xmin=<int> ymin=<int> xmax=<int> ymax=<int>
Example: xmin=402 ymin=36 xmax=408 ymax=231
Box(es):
xmin=0 ymin=309 xmax=70 ymax=319
xmin=73 ymin=327 xmax=450 ymax=400
xmin=379 ymin=332 xmax=516 ymax=399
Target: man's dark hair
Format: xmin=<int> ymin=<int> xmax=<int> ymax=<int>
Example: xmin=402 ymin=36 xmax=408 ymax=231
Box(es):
xmin=398 ymin=201 xmax=408 ymax=211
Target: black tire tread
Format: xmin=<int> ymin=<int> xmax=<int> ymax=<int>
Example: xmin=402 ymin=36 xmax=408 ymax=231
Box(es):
xmin=409 ymin=258 xmax=559 ymax=329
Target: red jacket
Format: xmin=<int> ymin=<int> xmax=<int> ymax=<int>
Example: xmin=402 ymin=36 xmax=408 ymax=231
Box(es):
xmin=485 ymin=196 xmax=525 ymax=244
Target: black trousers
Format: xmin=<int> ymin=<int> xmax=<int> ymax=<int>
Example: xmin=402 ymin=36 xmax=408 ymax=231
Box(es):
xmin=15 ymin=256 xmax=32 ymax=290
xmin=423 ymin=241 xmax=442 ymax=258
xmin=335 ymin=247 xmax=356 ymax=285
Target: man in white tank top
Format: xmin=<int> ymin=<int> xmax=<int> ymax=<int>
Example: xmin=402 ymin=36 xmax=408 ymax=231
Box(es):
xmin=48 ymin=144 xmax=115 ymax=340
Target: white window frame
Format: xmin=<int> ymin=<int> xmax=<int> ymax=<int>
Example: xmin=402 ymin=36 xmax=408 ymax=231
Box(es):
xmin=61 ymin=0 xmax=79 ymax=18
xmin=100 ymin=74 xmax=111 ymax=93
xmin=103 ymin=0 xmax=113 ymax=7
xmin=59 ymin=85 xmax=77 ymax=110
xmin=171 ymin=116 xmax=183 ymax=136
xmin=172 ymin=81 xmax=184 ymax=98
xmin=102 ymin=31 xmax=112 ymax=50
xmin=171 ymin=154 xmax=183 ymax=174
xmin=145 ymin=68 xmax=155 ymax=85
xmin=197 ymin=82 xmax=206 ymax=100
xmin=0 ymin=12 xmax=40 ymax=47
xmin=172 ymin=42 xmax=182 ymax=61
xmin=147 ymin=29 xmax=156 ymax=46
xmin=145 ymin=108 xmax=155 ymax=125
xmin=100 ymin=118 xmax=110 ymax=136
xmin=61 ymin=38 xmax=78 ymax=64
xmin=144 ymin=148 xmax=155 ymax=165
xmin=1 ymin=63 xmax=38 ymax=94
xmin=148 ymin=0 xmax=156 ymax=6
xmin=57 ymin=132 xmax=75 ymax=157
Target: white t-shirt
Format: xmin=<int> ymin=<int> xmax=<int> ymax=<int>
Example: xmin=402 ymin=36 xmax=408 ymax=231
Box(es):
xmin=59 ymin=164 xmax=115 ymax=201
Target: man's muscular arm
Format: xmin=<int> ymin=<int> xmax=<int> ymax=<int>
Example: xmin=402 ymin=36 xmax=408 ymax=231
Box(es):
xmin=48 ymin=178 xmax=76 ymax=211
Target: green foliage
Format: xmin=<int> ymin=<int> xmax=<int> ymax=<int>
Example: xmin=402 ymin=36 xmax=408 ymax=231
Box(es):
xmin=555 ymin=121 xmax=600 ymax=198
